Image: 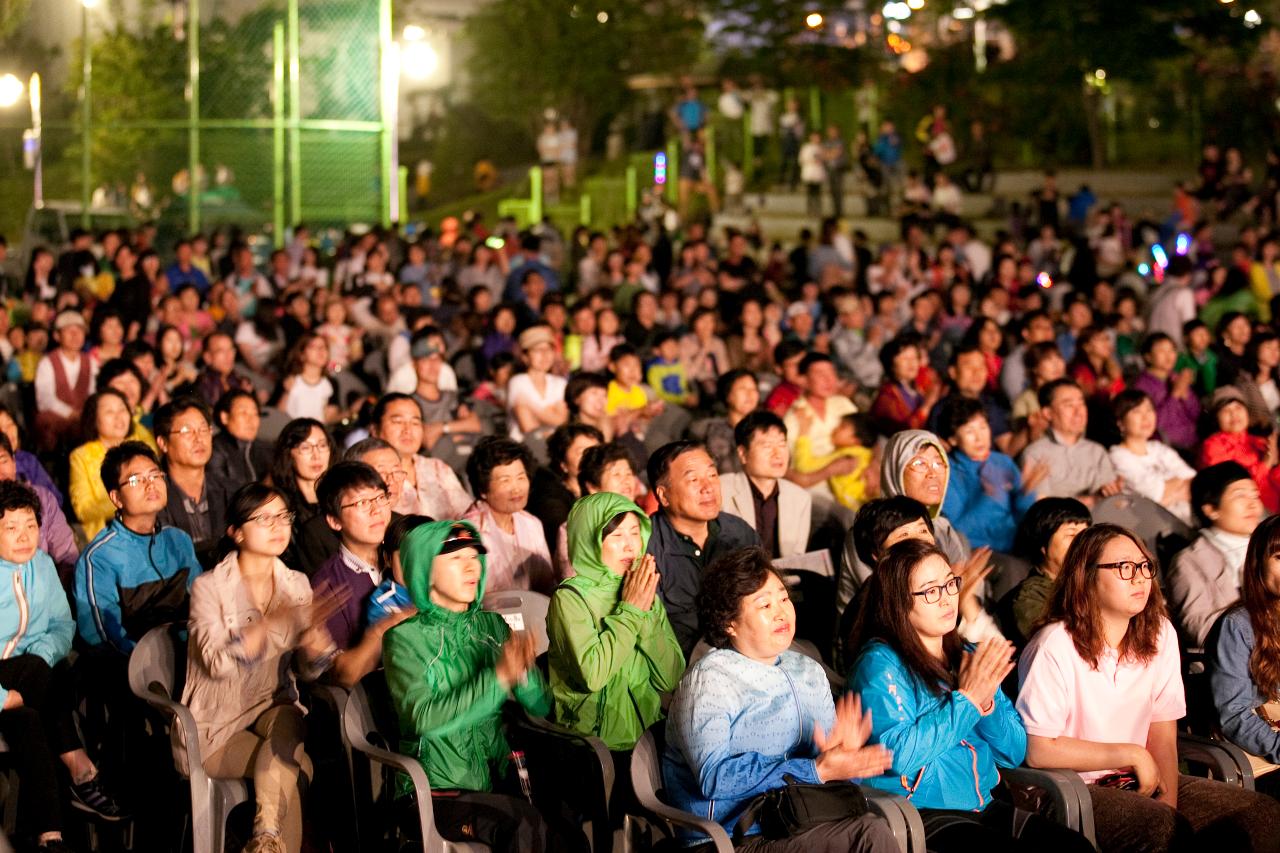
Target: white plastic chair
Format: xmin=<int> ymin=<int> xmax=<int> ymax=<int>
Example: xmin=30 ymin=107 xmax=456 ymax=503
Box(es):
xmin=483 ymin=590 xmax=551 ymax=655
xmin=342 ymin=678 xmax=488 ymax=853
xmin=127 ymin=625 xmax=250 ymax=853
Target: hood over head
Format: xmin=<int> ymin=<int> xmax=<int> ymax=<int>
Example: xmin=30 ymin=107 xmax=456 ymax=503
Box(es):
xmin=880 ymin=429 xmax=951 ymax=517
xmin=401 ymin=519 xmax=488 ymax=614
xmin=566 ymin=492 xmax=652 ymax=586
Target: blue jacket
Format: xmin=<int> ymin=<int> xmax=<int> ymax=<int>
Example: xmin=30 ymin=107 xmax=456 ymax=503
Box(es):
xmin=74 ymin=519 xmax=202 ymax=654
xmin=1207 ymin=607 xmax=1280 ymax=764
xmin=664 ymin=648 xmax=834 ymax=841
xmin=848 ymin=640 xmax=1026 ymax=811
xmin=0 ymin=550 xmax=74 ymax=707
xmin=942 ymin=450 xmax=1037 ymax=553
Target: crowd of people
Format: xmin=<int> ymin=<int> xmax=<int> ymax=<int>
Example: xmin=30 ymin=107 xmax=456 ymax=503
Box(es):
xmin=5 ymin=132 xmax=1280 ymax=853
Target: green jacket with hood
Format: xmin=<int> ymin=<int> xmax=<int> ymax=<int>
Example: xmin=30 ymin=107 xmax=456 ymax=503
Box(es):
xmin=382 ymin=519 xmax=551 ymax=793
xmin=547 ymin=493 xmax=685 ymax=751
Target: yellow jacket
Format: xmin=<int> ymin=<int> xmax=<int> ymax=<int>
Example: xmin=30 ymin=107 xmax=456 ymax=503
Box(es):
xmin=70 ymin=426 xmax=159 ymax=540
xmin=793 ymin=437 xmax=873 ymax=511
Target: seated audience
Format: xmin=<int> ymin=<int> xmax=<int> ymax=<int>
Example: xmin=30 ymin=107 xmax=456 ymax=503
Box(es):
xmin=0 ymin=403 xmax=62 ymax=502
xmin=1020 ymin=379 xmax=1123 ymax=505
xmin=527 ymin=423 xmax=602 ymax=566
xmin=207 ymin=388 xmax=271 ymax=494
xmin=382 ymin=519 xmax=585 ymax=852
xmin=926 ymin=343 xmax=1019 ymax=455
xmin=663 ymin=547 xmax=897 ymax=852
xmin=182 ymin=483 xmax=339 ymax=853
xmin=940 ymin=397 xmax=1044 ymax=553
xmin=35 ymin=310 xmax=98 ymax=452
xmin=1107 ymin=389 xmax=1196 ymax=525
xmin=154 ymin=397 xmax=230 ymax=568
xmin=1200 ymin=386 xmax=1280 ymax=513
xmin=547 ymin=492 xmax=684 ymax=755
xmin=848 ymin=538 xmax=1089 ymax=853
xmin=71 ymin=389 xmax=154 ymax=540
xmin=1206 ymin=514 xmax=1280 ymax=790
xmin=75 ymin=441 xmax=202 ymax=655
xmin=369 ymin=393 xmax=471 ymax=521
xmin=998 ymin=498 xmax=1091 ymax=647
xmin=0 ymin=433 xmax=77 ymax=582
xmin=1018 ymin=524 xmax=1280 ymax=853
xmin=311 ymin=462 xmax=417 ymax=688
xmin=508 ymin=324 xmax=569 ymax=441
xmin=790 ymin=408 xmax=875 ymax=512
xmin=0 ymin=480 xmax=125 ymax=853
xmin=1132 ymin=332 xmax=1201 ymax=453
xmin=870 ymin=333 xmax=941 ymax=436
xmin=194 ymin=330 xmax=255 ymax=409
xmin=722 ymin=411 xmax=813 ymax=559
xmin=784 ymin=352 xmax=859 ymax=500
xmin=1167 ymin=462 xmax=1263 ymax=649
xmin=271 ymin=418 xmax=338 ymax=575
xmin=464 ymin=436 xmax=555 ymax=593
xmin=644 ymin=440 xmax=760 ymax=656
xmin=343 ymin=436 xmax=410 ymax=515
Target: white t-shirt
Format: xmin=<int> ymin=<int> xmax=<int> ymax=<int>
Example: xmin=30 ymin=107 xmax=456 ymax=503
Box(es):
xmin=283 ymin=375 xmax=334 ymax=421
xmin=506 ymin=372 xmax=567 ymax=440
xmin=748 ymin=90 xmax=779 ymax=137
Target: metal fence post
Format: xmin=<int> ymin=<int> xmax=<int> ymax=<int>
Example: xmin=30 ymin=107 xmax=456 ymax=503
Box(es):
xmin=625 ymin=164 xmax=637 ymax=220
xmin=288 ymin=0 xmax=302 ymax=226
xmin=529 ymin=166 xmax=543 ymax=223
xmin=188 ymin=0 xmax=200 ymax=232
xmin=80 ymin=1 xmax=91 ymax=228
xmin=272 ymin=22 xmax=286 ymax=246
xmin=379 ymin=0 xmax=395 ymax=227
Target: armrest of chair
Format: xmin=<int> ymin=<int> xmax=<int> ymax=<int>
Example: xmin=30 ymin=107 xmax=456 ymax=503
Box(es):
xmin=508 ymin=709 xmax=615 ymax=810
xmin=1178 ymin=733 xmax=1250 ymax=788
xmin=865 ymin=789 xmax=923 ymax=853
xmin=133 ymin=685 xmax=205 ymax=778
xmin=1000 ymin=766 xmax=1080 ymax=830
xmin=346 ymin=730 xmax=438 ymax=843
xmin=636 ymin=796 xmax=734 ymax=853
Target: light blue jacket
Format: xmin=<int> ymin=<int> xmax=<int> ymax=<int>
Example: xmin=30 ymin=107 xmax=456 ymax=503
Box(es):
xmin=0 ymin=550 xmax=74 ymax=707
xmin=1207 ymin=607 xmax=1280 ymax=764
xmin=942 ymin=450 xmax=1037 ymax=553
xmin=848 ymin=639 xmax=1026 ymax=811
xmin=663 ymin=648 xmax=834 ymax=841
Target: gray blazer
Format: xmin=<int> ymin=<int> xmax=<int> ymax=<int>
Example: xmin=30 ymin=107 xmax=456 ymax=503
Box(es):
xmin=1167 ymin=534 xmax=1239 ymax=650
xmin=719 ymin=472 xmax=812 ymax=559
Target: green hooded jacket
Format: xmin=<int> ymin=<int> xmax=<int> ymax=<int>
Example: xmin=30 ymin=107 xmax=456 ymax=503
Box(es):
xmin=382 ymin=519 xmax=551 ymax=793
xmin=547 ymin=493 xmax=685 ymax=751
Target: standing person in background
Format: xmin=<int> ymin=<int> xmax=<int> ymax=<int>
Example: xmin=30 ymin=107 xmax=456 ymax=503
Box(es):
xmin=799 ymin=132 xmax=827 ymax=217
xmin=746 ymin=76 xmax=778 ymax=181
xmin=822 ymin=124 xmax=850 ymax=219
xmin=778 ymin=96 xmax=805 ymax=191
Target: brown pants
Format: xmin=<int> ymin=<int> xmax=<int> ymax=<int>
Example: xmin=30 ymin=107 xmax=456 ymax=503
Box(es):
xmin=203 ymin=705 xmax=312 ymax=852
xmin=1090 ymin=774 xmax=1280 ymax=853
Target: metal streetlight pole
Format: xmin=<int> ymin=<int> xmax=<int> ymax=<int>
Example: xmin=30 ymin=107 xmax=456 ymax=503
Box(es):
xmin=30 ymin=73 xmax=42 ymax=210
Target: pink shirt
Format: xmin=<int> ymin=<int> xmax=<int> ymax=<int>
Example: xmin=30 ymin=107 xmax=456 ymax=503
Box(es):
xmin=395 ymin=455 xmax=472 ymax=521
xmin=1016 ymin=619 xmax=1186 ymax=783
xmin=463 ymin=501 xmax=553 ymax=594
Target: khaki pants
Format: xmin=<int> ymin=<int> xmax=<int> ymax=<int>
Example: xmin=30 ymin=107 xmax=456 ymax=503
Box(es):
xmin=203 ymin=705 xmax=312 ymax=851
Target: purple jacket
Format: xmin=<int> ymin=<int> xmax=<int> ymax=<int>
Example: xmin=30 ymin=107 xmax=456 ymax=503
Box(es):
xmin=34 ymin=482 xmax=79 ymax=585
xmin=1133 ymin=371 xmax=1201 ymax=451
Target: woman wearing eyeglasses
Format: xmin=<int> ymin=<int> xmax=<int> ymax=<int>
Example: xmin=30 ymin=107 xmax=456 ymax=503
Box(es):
xmin=181 ymin=482 xmax=345 ymax=853
xmin=847 ymin=539 xmax=1088 ymax=853
xmin=270 ymin=418 xmax=337 ymax=575
xmin=1017 ymin=524 xmax=1280 ymax=853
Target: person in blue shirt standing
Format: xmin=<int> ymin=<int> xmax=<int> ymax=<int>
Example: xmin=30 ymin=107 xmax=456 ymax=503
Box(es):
xmin=847 ymin=538 xmax=1091 ymax=853
xmin=162 ymin=239 xmax=211 ymax=297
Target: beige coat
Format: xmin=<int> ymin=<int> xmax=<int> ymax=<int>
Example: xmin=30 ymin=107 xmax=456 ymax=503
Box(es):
xmin=719 ymin=471 xmax=812 ymax=559
xmin=177 ymin=552 xmax=326 ymax=771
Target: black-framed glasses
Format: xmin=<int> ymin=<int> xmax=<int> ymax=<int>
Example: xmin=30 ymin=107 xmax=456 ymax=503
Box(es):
xmin=120 ymin=471 xmax=166 ymax=490
xmin=911 ymin=576 xmax=961 ymax=604
xmin=1094 ymin=560 xmax=1155 ymax=581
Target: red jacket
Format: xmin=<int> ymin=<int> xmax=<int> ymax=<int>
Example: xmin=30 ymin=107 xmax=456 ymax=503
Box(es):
xmin=1200 ymin=430 xmax=1280 ymax=513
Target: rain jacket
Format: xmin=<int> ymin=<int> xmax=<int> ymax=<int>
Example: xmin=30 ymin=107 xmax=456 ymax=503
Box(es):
xmin=547 ymin=493 xmax=685 ymax=751
xmin=0 ymin=550 xmax=74 ymax=709
xmin=382 ymin=519 xmax=551 ymax=793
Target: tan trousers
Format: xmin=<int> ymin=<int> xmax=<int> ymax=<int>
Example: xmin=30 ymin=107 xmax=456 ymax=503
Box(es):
xmin=203 ymin=705 xmax=312 ymax=852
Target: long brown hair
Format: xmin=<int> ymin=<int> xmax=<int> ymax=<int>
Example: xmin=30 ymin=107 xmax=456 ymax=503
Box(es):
xmin=848 ymin=538 xmax=963 ymax=696
xmin=1242 ymin=515 xmax=1280 ymax=702
xmin=1041 ymin=523 xmax=1167 ymax=669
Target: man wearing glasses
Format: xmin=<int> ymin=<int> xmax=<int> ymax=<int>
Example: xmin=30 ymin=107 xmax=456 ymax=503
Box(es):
xmin=74 ymin=441 xmax=202 ymax=656
xmin=310 ymin=461 xmax=415 ymax=689
xmin=154 ymin=397 xmax=230 ymax=569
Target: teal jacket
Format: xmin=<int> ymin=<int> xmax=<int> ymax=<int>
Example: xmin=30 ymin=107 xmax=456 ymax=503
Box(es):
xmin=0 ymin=550 xmax=74 ymax=707
xmin=382 ymin=519 xmax=551 ymax=793
xmin=548 ymin=492 xmax=685 ymax=750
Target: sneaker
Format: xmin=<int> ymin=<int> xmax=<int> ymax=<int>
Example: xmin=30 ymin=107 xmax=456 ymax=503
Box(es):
xmin=68 ymin=776 xmax=128 ymax=821
xmin=243 ymin=832 xmax=287 ymax=853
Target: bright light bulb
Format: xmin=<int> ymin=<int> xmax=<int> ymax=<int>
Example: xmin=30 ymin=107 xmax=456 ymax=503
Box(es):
xmin=401 ymin=41 xmax=439 ymax=82
xmin=402 ymin=24 xmax=425 ymax=41
xmin=597 ymin=10 xmax=609 ymax=23
xmin=805 ymin=12 xmax=824 ymax=28
xmin=0 ymin=74 xmax=23 ymax=109
xmin=81 ymin=0 xmax=100 ymax=8
xmin=1244 ymin=9 xmax=1262 ymax=26
xmin=907 ymin=0 xmax=925 ymax=9
xmin=1094 ymin=68 xmax=1106 ymax=80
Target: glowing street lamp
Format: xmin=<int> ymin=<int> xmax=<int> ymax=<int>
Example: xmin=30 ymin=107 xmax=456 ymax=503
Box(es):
xmin=805 ymin=12 xmax=824 ymax=28
xmin=0 ymin=74 xmax=22 ymax=108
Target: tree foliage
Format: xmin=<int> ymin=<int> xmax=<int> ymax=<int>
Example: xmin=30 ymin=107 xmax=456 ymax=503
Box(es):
xmin=464 ymin=0 xmax=703 ymax=148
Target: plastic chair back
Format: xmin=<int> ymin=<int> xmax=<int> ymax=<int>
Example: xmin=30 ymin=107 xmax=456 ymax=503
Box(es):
xmin=483 ymin=589 xmax=551 ymax=655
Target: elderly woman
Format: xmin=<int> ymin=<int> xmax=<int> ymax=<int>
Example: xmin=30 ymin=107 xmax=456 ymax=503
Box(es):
xmin=839 ymin=429 xmax=973 ymax=616
xmin=663 ymin=547 xmax=897 ymax=852
xmin=548 ymin=492 xmax=684 ymax=757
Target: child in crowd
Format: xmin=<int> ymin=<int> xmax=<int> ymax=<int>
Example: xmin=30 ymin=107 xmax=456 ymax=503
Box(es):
xmin=605 ymin=343 xmax=662 ymax=438
xmin=646 ymin=331 xmax=698 ymax=408
xmin=1176 ymin=318 xmax=1219 ymax=395
xmin=792 ymin=410 xmax=876 ymax=510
